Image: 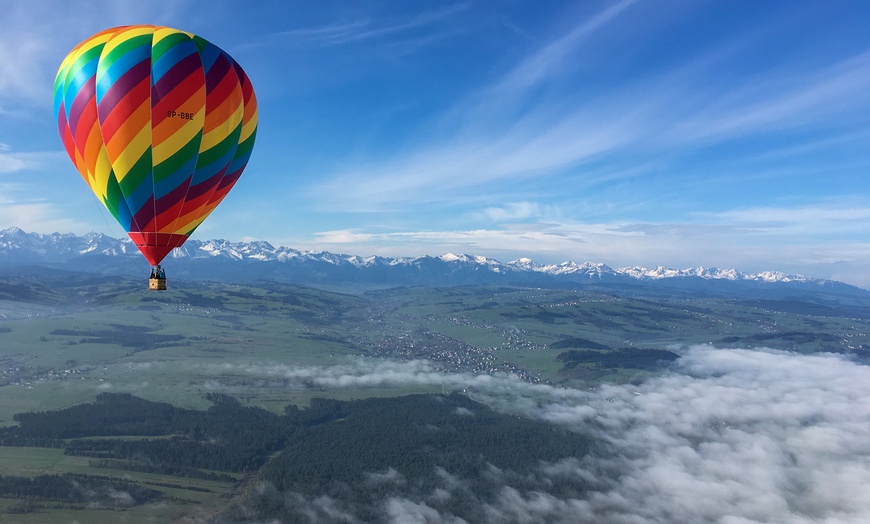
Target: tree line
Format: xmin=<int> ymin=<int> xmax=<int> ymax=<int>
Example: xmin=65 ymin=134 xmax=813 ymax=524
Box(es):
xmin=1 ymin=391 xmax=597 ymax=522
xmin=557 ymin=347 xmax=679 ymax=370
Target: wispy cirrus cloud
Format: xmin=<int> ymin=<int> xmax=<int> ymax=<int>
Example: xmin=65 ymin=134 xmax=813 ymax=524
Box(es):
xmin=663 ymin=50 xmax=870 ymax=145
xmin=712 ymin=202 xmax=870 ymax=225
xmin=477 ymin=201 xmax=546 ymax=222
xmin=272 ymin=3 xmax=470 ymax=47
xmin=495 ymin=0 xmax=639 ymax=92
xmin=289 ymin=2 xmax=870 ymax=287
xmin=701 ymin=200 xmax=870 ymax=243
xmin=0 ymin=143 xmax=94 ymax=232
xmin=0 ymin=195 xmax=89 ymax=233
xmin=309 ymin=4 xmax=870 ymax=211
xmin=0 ymin=144 xmax=65 ymax=174
xmin=0 ymin=143 xmax=31 ymax=174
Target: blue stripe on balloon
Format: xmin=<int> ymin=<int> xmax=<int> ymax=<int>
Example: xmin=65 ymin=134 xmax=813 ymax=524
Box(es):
xmin=96 ymin=40 xmax=152 ymax=106
xmin=64 ymin=58 xmax=98 ymax=123
xmin=155 ymin=154 xmax=198 ymax=200
xmin=151 ymin=36 xmax=196 ymax=83
xmin=192 ymin=144 xmax=237 ymax=184
xmin=197 ymin=40 xmax=222 ymax=74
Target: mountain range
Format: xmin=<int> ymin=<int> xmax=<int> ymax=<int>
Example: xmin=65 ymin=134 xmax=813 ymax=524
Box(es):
xmin=0 ymin=227 xmax=863 ymax=297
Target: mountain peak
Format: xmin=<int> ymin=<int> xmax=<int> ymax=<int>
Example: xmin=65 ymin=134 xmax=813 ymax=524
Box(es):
xmin=0 ymin=228 xmax=857 ymax=293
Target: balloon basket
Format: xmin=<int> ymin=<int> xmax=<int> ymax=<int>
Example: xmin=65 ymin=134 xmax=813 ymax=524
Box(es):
xmin=149 ymin=278 xmax=167 ymax=291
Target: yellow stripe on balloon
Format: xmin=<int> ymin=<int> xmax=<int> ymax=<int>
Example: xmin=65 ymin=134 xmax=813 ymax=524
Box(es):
xmin=162 ymin=210 xmax=200 ymax=234
xmin=62 ymin=32 xmax=112 ymax=93
xmin=201 ymin=102 xmax=243 ymax=151
xmin=103 ymin=97 xmax=150 ymax=160
xmin=153 ymin=27 xmax=195 ymax=41
xmin=152 ymin=109 xmax=205 ymax=163
xmin=55 ymin=57 xmax=75 ymax=91
xmin=110 ymin=122 xmax=151 ymax=183
xmin=240 ymin=110 xmax=258 ymax=143
xmin=93 ymin=147 xmax=113 ymax=201
xmin=171 ymin=212 xmax=209 ymax=235
xmin=100 ymin=26 xmax=154 ymax=58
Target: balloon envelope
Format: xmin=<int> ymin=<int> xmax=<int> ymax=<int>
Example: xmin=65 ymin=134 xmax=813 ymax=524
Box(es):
xmin=54 ymin=25 xmax=257 ymax=265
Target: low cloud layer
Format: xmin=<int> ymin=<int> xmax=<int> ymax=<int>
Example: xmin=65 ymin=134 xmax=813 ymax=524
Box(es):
xmin=502 ymin=347 xmax=870 ymax=523
xmin=212 ymin=347 xmax=870 ymax=523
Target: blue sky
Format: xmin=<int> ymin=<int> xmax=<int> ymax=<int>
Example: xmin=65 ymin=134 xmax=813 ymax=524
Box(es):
xmin=1 ymin=1 xmax=869 ymax=286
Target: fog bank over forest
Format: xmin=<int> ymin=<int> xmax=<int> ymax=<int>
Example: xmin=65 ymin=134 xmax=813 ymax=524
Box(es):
xmin=213 ymin=346 xmax=870 ymax=523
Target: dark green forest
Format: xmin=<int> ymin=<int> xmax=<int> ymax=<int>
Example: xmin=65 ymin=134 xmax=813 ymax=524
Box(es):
xmin=556 ymin=347 xmax=680 ymax=370
xmin=0 ymin=473 xmax=160 ymax=512
xmin=223 ymin=394 xmax=595 ymax=523
xmin=0 ymin=392 xmax=595 ymax=522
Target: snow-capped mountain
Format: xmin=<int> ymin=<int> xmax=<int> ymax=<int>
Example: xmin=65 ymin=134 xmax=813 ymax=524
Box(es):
xmin=0 ymin=227 xmax=858 ymax=294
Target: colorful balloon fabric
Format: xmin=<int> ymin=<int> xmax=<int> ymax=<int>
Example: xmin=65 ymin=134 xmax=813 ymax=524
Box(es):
xmin=54 ymin=25 xmax=257 ymax=265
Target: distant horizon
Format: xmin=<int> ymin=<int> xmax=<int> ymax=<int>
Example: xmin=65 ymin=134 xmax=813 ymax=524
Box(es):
xmin=3 ymin=225 xmax=863 ymax=289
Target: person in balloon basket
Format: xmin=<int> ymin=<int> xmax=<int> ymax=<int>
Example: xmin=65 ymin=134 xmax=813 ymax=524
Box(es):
xmin=150 ymin=266 xmax=166 ymax=280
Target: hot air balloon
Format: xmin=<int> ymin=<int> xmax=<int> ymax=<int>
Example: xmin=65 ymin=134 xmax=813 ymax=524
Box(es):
xmin=54 ymin=25 xmax=257 ymax=290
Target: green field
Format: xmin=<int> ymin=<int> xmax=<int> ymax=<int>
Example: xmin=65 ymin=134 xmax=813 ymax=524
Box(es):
xmin=2 ymin=278 xmax=869 ymax=415
xmin=1 ymin=272 xmax=869 ymax=521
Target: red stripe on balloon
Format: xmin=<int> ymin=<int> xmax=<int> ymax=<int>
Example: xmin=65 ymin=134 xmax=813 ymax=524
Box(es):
xmin=127 ymin=232 xmax=189 ymax=266
xmin=98 ymin=78 xmax=150 ymax=145
xmin=153 ymin=52 xmax=201 ymax=100
xmin=131 ymin=195 xmax=157 ymax=232
xmin=186 ymin=171 xmax=225 ymax=200
xmin=155 ymin=194 xmax=188 ymax=232
xmin=151 ymin=69 xmax=205 ymax=130
xmin=73 ymin=94 xmax=98 ymax=158
xmin=98 ymin=59 xmax=150 ymax=124
xmin=154 ymin=177 xmax=192 ymax=217
xmin=56 ymin=105 xmax=80 ymax=168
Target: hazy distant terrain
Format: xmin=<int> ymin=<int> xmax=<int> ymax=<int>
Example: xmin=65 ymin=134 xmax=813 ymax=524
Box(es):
xmin=1 ymin=266 xmax=869 ymax=522
xmin=2 ymin=227 xmax=866 ymax=295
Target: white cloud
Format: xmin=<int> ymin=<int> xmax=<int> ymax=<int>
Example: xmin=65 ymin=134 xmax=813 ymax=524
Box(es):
xmin=385 ymin=497 xmax=467 ymax=524
xmin=283 ymin=195 xmax=870 ymax=287
xmin=297 ymin=220 xmax=831 ymax=268
xmin=711 ymin=202 xmax=870 ymax=231
xmin=0 ymin=144 xmax=36 ymax=174
xmin=313 ymin=229 xmax=376 ymax=244
xmin=0 ymin=199 xmax=88 ymax=234
xmin=219 ymin=347 xmax=870 ymax=523
xmin=365 ymin=468 xmax=407 ymax=487
xmin=554 ymin=347 xmax=870 ymax=524
xmin=0 ymin=148 xmax=65 ymax=174
xmin=273 ymin=4 xmax=470 ymax=47
xmin=479 ymin=202 xmax=543 ymax=222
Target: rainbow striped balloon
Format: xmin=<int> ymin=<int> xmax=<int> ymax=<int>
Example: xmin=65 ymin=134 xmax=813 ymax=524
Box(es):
xmin=54 ymin=25 xmax=257 ymax=266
